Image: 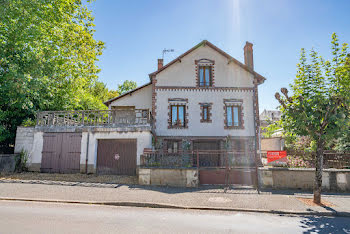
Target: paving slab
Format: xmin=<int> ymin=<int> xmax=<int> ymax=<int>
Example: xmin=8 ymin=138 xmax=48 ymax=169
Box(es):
xmin=0 ymin=181 xmax=349 ymax=216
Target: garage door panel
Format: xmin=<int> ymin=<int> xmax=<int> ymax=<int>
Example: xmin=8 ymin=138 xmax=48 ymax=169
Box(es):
xmin=41 ymin=134 xmax=62 ymax=173
xmin=97 ymin=139 xmax=137 ymax=175
xmin=41 ymin=133 xmax=81 ymax=173
xmin=60 ymin=133 xmax=81 ymax=173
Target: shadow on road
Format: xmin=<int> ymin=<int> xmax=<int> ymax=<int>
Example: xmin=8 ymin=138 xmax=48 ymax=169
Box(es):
xmin=299 ymin=215 xmax=350 ymax=233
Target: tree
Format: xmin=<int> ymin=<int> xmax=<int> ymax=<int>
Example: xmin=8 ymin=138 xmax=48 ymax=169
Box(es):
xmin=0 ymin=0 xmax=104 ymax=148
xmin=117 ymin=80 xmax=137 ymax=95
xmin=275 ymin=33 xmax=350 ymax=203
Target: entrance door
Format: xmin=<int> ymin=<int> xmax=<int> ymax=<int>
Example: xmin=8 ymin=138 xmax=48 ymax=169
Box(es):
xmin=97 ymin=139 xmax=137 ymax=175
xmin=41 ymin=133 xmax=81 ymax=173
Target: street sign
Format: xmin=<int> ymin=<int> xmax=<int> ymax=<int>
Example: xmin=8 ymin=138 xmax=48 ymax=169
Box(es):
xmin=267 ymin=151 xmax=287 ymax=164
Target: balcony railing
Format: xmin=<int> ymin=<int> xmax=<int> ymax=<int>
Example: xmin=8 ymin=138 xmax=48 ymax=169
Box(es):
xmin=36 ymin=109 xmax=150 ymax=127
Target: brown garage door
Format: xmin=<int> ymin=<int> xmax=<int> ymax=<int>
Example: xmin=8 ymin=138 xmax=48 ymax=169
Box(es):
xmin=41 ymin=133 xmax=81 ymax=173
xmin=97 ymin=139 xmax=137 ymax=175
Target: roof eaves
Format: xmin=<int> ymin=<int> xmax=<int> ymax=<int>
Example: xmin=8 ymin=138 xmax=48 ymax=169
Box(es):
xmin=103 ymin=82 xmax=152 ymax=106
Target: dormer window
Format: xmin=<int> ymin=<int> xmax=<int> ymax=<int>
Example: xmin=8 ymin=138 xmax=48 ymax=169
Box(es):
xmin=195 ymin=59 xmax=215 ymax=87
xmin=199 ymin=66 xmax=212 ymax=87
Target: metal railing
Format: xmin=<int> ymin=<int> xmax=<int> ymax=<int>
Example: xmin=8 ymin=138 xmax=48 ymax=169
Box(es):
xmin=140 ymin=150 xmax=256 ymax=169
xmin=261 ymin=150 xmax=350 ymax=169
xmin=36 ymin=109 xmax=150 ymax=127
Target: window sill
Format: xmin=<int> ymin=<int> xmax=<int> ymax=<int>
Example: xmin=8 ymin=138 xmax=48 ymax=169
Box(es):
xmin=224 ymin=126 xmax=244 ymax=130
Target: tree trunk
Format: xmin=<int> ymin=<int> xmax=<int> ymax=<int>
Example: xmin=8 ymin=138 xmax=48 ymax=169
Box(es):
xmin=313 ymin=138 xmax=324 ymax=204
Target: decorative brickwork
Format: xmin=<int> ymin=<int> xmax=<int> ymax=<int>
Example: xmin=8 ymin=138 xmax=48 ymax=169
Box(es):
xmin=155 ymin=86 xmax=253 ymax=92
xmin=253 ymin=80 xmax=262 ymax=166
xmin=195 ymin=59 xmax=215 ymax=87
xmin=199 ymin=103 xmax=213 ymax=123
xmin=151 ymin=75 xmax=157 ymax=131
xmin=167 ymin=98 xmax=189 ymax=129
xmin=223 ymin=99 xmax=244 ymax=129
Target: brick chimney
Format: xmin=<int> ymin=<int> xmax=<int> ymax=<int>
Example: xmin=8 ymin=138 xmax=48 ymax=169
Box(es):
xmin=244 ymin=41 xmax=254 ymax=70
xmin=157 ymin=59 xmax=163 ymax=70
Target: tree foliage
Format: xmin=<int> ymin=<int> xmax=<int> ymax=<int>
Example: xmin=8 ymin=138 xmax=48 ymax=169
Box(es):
xmin=0 ymin=0 xmax=105 ymax=146
xmin=275 ymin=33 xmax=350 ymax=203
xmin=116 ymin=80 xmax=137 ymax=95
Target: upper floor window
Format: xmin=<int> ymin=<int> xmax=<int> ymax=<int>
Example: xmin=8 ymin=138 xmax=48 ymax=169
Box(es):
xmin=224 ymin=99 xmax=244 ymax=129
xmin=171 ymin=105 xmax=185 ymax=127
xmin=199 ymin=102 xmax=212 ymax=123
xmin=199 ymin=66 xmax=212 ymax=87
xmin=195 ymin=59 xmax=215 ymax=87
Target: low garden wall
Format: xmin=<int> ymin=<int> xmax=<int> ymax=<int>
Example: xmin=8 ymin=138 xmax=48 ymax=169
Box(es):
xmin=259 ymin=167 xmax=350 ymax=191
xmin=0 ymin=154 xmax=17 ymax=173
xmin=138 ymin=168 xmax=198 ymax=187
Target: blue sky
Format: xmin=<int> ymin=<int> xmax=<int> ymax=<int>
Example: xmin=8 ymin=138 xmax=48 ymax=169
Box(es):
xmin=89 ymin=0 xmax=350 ymax=111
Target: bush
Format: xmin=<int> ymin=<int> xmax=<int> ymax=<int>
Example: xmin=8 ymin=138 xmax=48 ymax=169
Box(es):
xmin=21 ymin=119 xmax=36 ymax=127
xmin=15 ymin=150 xmax=28 ymax=172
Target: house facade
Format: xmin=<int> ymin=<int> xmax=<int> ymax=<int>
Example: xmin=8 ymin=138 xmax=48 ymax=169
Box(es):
xmin=15 ymin=40 xmax=266 ymax=176
xmin=105 ymin=40 xmax=265 ymax=158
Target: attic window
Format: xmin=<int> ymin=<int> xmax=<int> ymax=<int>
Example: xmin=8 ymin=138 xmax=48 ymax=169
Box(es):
xmin=199 ymin=66 xmax=212 ymax=87
xmin=195 ymin=59 xmax=215 ymax=87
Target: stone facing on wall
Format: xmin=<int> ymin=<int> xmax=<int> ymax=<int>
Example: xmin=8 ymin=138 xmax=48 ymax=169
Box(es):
xmin=259 ymin=167 xmax=350 ymax=192
xmin=138 ymin=168 xmax=199 ymax=187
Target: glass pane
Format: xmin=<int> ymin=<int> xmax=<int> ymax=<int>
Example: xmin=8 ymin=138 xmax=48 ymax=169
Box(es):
xmin=205 ymin=67 xmax=210 ymax=86
xmin=233 ymin=106 xmax=239 ymax=126
xmin=199 ymin=67 xmax=204 ymax=86
xmin=173 ymin=142 xmax=178 ymax=153
xmin=172 ymin=106 xmax=177 ymax=125
xmin=227 ymin=107 xmax=233 ymax=126
xmin=178 ymin=106 xmax=184 ymax=126
xmin=203 ymin=107 xmax=208 ymax=120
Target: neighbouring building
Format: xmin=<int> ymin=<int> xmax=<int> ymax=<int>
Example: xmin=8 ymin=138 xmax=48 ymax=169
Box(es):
xmin=15 ymin=40 xmax=266 ymax=177
xmin=259 ymin=109 xmax=281 ymax=128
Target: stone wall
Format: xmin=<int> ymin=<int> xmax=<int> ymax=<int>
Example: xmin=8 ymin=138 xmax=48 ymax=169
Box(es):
xmin=259 ymin=167 xmax=350 ymax=192
xmin=0 ymin=154 xmax=16 ymax=173
xmin=138 ymin=168 xmax=199 ymax=187
xmin=260 ymin=137 xmax=284 ymax=152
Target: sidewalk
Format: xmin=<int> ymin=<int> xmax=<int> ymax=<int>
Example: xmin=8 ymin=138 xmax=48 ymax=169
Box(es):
xmin=1 ymin=179 xmax=350 ymax=217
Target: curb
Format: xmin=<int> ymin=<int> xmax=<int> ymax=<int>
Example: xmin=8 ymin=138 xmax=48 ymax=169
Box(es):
xmin=1 ymin=197 xmax=349 ymax=217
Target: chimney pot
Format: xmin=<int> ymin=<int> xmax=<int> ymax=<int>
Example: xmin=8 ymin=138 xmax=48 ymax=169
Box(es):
xmin=244 ymin=41 xmax=254 ymax=70
xmin=158 ymin=59 xmax=163 ymax=70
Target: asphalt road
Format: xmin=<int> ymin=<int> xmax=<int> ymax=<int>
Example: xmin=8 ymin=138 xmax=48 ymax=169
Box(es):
xmin=0 ymin=201 xmax=349 ymax=234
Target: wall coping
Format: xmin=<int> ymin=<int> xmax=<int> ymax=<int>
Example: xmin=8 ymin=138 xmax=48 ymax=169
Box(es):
xmin=259 ymin=167 xmax=350 ymax=172
xmin=139 ymin=167 xmax=197 ymax=171
xmin=34 ymin=125 xmax=151 ymax=133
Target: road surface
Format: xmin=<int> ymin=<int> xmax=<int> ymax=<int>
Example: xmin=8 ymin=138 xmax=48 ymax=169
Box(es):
xmin=0 ymin=201 xmax=349 ymax=233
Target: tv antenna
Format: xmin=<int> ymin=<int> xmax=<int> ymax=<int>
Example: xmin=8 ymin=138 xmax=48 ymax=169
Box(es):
xmin=162 ymin=48 xmax=174 ymax=60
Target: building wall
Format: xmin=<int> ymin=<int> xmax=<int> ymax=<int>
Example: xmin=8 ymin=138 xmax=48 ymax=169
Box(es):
xmin=109 ymin=84 xmax=152 ymax=110
xmin=156 ymin=45 xmax=255 ymax=88
xmin=14 ymin=127 xmax=34 ymax=155
xmin=155 ymin=89 xmax=255 ymax=137
xmin=15 ymin=126 xmax=152 ymax=173
xmin=153 ymin=44 xmax=256 ymax=138
xmin=261 ymin=137 xmax=284 ymax=152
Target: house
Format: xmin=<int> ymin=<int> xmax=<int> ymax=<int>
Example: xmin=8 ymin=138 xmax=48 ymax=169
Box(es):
xmin=14 ymin=40 xmax=266 ymax=178
xmin=260 ymin=109 xmax=281 ymax=128
xmin=105 ymin=40 xmax=265 ymax=156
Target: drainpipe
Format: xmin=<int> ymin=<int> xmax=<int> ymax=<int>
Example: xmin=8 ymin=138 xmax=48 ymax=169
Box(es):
xmin=85 ymin=130 xmax=90 ymax=174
